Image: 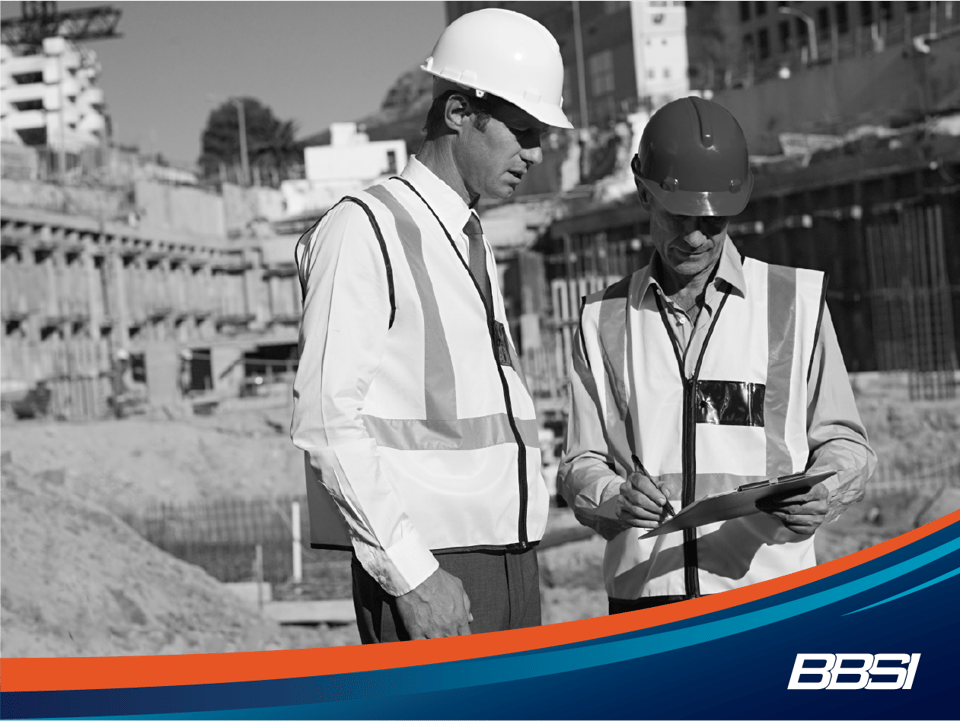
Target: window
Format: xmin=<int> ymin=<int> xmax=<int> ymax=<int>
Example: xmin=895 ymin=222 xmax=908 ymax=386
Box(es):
xmin=879 ymin=1 xmax=893 ymax=20
xmin=740 ymin=1 xmax=751 ymax=21
xmin=758 ymin=27 xmax=770 ymax=58
xmin=779 ymin=20 xmax=791 ymax=51
xmin=743 ymin=34 xmax=756 ymax=61
xmin=835 ymin=2 xmax=849 ymax=33
xmin=664 ymin=67 xmax=671 ymax=78
xmin=386 ymin=150 xmax=397 ymax=175
xmin=817 ymin=6 xmax=830 ymax=32
xmin=755 ymin=1 xmax=767 ymax=16
xmin=588 ymin=49 xmax=615 ymax=97
xmin=796 ymin=17 xmax=809 ymax=40
xmin=860 ymin=2 xmax=873 ymax=25
xmin=13 ymin=71 xmax=43 ymax=84
xmin=13 ymin=99 xmax=44 ymax=111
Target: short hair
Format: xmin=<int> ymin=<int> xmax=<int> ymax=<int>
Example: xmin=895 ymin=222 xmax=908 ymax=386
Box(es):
xmin=422 ymin=89 xmax=509 ymax=140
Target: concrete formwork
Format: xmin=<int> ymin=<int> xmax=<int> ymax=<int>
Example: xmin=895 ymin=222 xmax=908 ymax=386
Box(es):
xmin=0 ymin=204 xmax=303 ymax=416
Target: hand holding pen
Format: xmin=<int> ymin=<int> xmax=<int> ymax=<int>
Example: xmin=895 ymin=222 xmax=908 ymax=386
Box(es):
xmin=631 ymin=454 xmax=676 ymax=520
xmin=613 ymin=453 xmax=676 ymax=531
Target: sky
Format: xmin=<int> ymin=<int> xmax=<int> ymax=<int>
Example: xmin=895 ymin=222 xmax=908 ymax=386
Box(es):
xmin=0 ymin=1 xmax=446 ymax=165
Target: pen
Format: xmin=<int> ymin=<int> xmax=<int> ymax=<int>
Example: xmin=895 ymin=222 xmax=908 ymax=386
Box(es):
xmin=631 ymin=453 xmax=676 ymax=518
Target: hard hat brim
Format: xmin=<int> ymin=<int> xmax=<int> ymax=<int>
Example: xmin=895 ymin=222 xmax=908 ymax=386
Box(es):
xmin=638 ymin=173 xmax=754 ymax=217
xmin=422 ymin=66 xmax=573 ymax=130
xmin=512 ymin=97 xmax=574 ymax=130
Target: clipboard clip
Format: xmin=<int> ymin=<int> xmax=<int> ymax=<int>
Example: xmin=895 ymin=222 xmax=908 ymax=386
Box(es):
xmin=738 ymin=472 xmax=806 ymax=492
xmin=737 ymin=480 xmax=770 ymax=492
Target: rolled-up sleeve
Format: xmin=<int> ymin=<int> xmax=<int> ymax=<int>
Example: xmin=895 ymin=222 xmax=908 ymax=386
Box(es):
xmin=557 ymin=313 xmax=625 ymax=541
xmin=290 ymin=203 xmax=438 ymax=596
xmin=805 ymin=306 xmax=878 ymax=522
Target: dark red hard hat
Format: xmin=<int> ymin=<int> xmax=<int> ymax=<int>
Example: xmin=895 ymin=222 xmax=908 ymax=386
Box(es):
xmin=632 ymin=96 xmax=753 ymax=217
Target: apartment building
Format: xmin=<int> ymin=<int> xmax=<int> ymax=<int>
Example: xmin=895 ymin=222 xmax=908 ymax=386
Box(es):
xmin=1 ymin=35 xmax=107 ymax=150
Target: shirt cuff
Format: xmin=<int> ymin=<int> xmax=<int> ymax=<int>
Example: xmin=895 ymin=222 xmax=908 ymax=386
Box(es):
xmin=354 ymin=530 xmax=439 ymax=597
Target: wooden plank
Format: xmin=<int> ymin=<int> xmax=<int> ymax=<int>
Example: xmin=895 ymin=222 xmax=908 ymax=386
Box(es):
xmin=263 ymin=599 xmax=356 ymax=625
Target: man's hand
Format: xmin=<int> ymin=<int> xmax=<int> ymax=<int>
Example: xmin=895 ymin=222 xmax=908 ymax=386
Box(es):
xmin=756 ymin=482 xmax=830 ymax=535
xmin=615 ymin=470 xmax=671 ymax=531
xmin=395 ymin=567 xmax=473 ymax=640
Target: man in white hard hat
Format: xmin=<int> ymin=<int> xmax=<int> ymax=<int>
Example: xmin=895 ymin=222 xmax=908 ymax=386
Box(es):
xmin=292 ymin=8 xmax=573 ymax=643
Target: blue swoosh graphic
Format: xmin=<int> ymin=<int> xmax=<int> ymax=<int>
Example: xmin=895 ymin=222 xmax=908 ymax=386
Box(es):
xmin=843 ymin=565 xmax=960 ymax=615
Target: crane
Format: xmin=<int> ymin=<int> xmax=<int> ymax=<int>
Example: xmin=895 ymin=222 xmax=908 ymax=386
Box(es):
xmin=1 ymin=1 xmax=121 ymax=50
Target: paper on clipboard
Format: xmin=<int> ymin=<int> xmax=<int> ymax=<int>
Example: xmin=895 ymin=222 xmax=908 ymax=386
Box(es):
xmin=640 ymin=470 xmax=835 ymax=538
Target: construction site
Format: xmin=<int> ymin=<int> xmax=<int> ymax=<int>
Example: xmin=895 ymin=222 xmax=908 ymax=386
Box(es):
xmin=2 ymin=1 xmax=960 ymax=656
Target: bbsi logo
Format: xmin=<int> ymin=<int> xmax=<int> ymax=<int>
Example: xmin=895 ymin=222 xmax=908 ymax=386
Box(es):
xmin=788 ymin=653 xmax=921 ymax=690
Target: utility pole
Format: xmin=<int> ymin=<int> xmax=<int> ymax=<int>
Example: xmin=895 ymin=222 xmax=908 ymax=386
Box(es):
xmin=572 ymin=1 xmax=589 ymax=182
xmin=232 ymin=98 xmax=250 ymax=187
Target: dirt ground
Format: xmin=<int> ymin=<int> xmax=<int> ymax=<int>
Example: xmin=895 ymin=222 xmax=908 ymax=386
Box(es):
xmin=2 ymin=373 xmax=958 ymax=658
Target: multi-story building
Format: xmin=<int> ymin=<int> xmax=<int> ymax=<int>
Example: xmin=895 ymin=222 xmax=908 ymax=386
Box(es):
xmin=445 ymin=1 xmax=690 ymax=127
xmin=698 ymin=0 xmax=960 ymax=90
xmin=1 ymin=35 xmax=107 ymax=151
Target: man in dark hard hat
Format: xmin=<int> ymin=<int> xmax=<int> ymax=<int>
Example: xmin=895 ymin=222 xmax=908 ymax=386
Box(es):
xmin=559 ymin=97 xmax=876 ymax=614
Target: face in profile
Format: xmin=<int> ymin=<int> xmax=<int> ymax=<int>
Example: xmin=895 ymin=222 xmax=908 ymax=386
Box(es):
xmin=456 ymin=100 xmax=546 ymax=201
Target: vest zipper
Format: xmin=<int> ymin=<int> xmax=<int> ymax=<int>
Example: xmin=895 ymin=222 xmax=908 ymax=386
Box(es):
xmin=681 ymin=377 xmax=700 ymax=598
xmin=654 ymin=288 xmax=731 ymax=599
xmin=394 ymin=177 xmax=529 ymax=548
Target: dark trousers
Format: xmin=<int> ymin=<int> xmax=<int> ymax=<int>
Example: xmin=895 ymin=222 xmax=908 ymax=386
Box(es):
xmin=608 ymin=595 xmax=699 ymax=615
xmin=351 ymin=548 xmax=541 ymax=643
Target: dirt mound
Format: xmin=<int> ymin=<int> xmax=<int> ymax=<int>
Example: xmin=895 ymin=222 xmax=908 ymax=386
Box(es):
xmin=1 ymin=413 xmax=304 ymax=515
xmin=853 ymin=373 xmax=960 ymax=477
xmin=0 ymin=458 xmax=358 ymax=657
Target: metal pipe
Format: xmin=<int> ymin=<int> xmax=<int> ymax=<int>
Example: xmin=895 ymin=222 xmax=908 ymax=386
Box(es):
xmin=778 ymin=6 xmax=818 ymax=63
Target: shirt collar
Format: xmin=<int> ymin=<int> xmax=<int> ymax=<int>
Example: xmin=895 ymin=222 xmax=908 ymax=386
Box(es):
xmin=637 ymin=236 xmax=748 ymax=303
xmin=399 ymin=156 xmax=474 ymax=236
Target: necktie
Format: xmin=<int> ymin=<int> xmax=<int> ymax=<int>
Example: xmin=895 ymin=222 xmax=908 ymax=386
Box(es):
xmin=463 ymin=213 xmax=492 ymax=312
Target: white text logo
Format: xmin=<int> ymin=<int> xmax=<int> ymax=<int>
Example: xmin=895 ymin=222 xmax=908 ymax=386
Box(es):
xmin=788 ymin=653 xmax=921 ymax=690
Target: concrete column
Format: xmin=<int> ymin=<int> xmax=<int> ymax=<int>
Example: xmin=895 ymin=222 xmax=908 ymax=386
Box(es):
xmin=142 ymin=340 xmax=180 ymax=403
xmin=86 ymin=249 xmax=102 ymax=336
xmin=244 ymin=250 xmax=267 ymax=330
xmin=109 ymin=251 xmax=129 ymax=349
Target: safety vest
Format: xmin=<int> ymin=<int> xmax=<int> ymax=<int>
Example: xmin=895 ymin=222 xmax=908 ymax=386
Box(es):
xmin=578 ymin=257 xmax=827 ymax=600
xmin=298 ymin=177 xmax=548 ymax=554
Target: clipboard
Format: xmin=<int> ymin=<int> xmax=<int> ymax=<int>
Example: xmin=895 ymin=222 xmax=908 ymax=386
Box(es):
xmin=640 ymin=470 xmax=835 ymax=538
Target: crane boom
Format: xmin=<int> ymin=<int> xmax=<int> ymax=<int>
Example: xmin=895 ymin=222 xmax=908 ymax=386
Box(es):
xmin=1 ymin=2 xmax=121 ymax=49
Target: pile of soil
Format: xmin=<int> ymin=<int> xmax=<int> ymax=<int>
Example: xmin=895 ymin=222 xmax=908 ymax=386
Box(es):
xmin=853 ymin=373 xmax=960 ymax=479
xmin=1 ymin=411 xmax=304 ymax=516
xmin=0 ymin=457 xmax=359 ymax=657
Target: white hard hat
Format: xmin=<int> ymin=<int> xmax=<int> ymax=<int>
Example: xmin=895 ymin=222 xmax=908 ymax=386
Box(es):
xmin=421 ymin=8 xmax=573 ymax=130
xmin=115 ymin=348 xmax=130 ymax=361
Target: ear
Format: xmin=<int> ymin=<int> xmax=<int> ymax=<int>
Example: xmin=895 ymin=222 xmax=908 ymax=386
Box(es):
xmin=443 ymin=93 xmax=472 ymax=134
xmin=635 ymin=181 xmax=653 ymax=210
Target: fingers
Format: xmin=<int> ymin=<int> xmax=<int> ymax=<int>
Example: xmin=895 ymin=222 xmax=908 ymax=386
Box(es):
xmin=758 ymin=493 xmax=829 ymax=535
xmin=616 ymin=475 xmax=670 ymax=528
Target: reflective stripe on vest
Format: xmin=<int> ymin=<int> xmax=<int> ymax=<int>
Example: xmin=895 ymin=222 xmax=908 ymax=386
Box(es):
xmin=304 ymin=179 xmax=546 ymax=552
xmin=587 ymin=258 xmax=825 ymax=599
